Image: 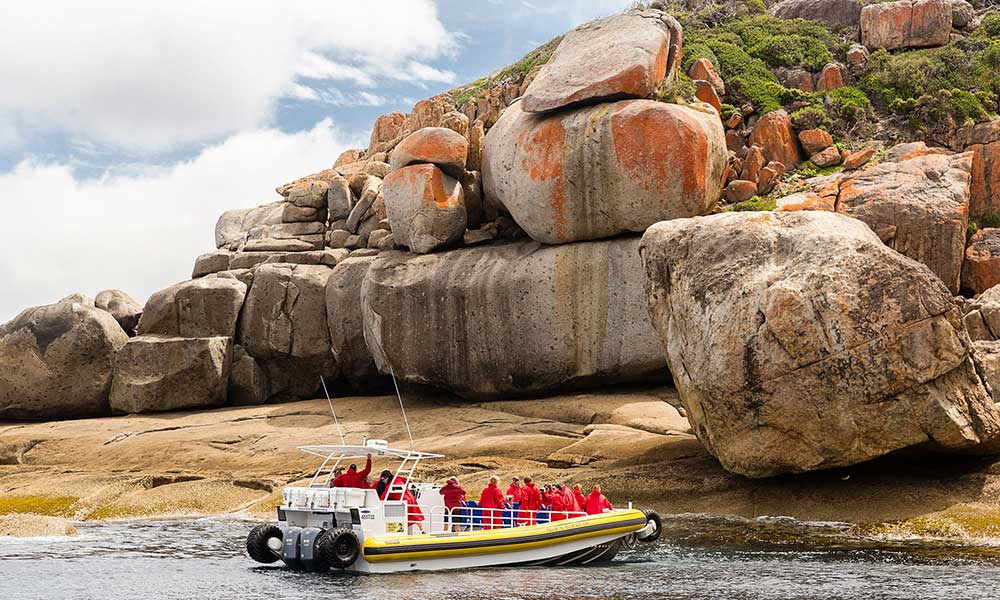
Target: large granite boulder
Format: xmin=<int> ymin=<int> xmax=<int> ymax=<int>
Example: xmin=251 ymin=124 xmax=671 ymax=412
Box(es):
xmin=361 ymin=237 xmax=667 ymax=399
xmin=239 ymin=263 xmax=337 ymax=400
xmin=109 ymin=335 xmax=232 ymax=414
xmin=383 ymin=164 xmax=467 ymax=254
xmin=770 ymin=0 xmax=862 ymax=28
xmin=640 ymin=210 xmax=1000 ymax=478
xmin=137 ymin=278 xmax=247 ymax=339
xmin=861 ymin=0 xmax=952 ymax=50
xmin=95 ymin=289 xmax=143 ymax=336
xmin=389 ymin=127 xmax=468 ymax=178
xmin=521 ymin=8 xmax=682 ymax=113
xmin=836 ymin=150 xmax=972 ymax=293
xmin=483 ymin=99 xmax=727 ymax=245
xmin=0 ymin=295 xmax=128 ymax=420
xmin=325 ymin=256 xmax=384 ymax=388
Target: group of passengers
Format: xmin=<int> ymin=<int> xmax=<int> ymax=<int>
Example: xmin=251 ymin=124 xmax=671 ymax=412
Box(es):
xmin=439 ymin=475 xmax=613 ymax=532
xmin=329 ymin=455 xmax=613 ymax=533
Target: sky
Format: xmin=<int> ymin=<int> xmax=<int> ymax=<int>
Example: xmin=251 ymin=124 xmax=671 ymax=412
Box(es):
xmin=0 ymin=0 xmax=633 ymax=322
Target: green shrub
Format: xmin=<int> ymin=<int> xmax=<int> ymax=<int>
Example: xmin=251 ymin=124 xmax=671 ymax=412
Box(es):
xmin=704 ymin=40 xmax=788 ymax=113
xmin=979 ymin=12 xmax=1000 ymax=39
xmin=823 ymin=86 xmax=872 ymax=123
xmin=981 ymin=212 xmax=1000 ymax=229
xmin=749 ymin=34 xmax=833 ymax=71
xmin=727 ymin=196 xmax=777 ymax=211
xmin=790 ymin=105 xmax=830 ymax=130
xmin=681 ymin=41 xmax=719 ymax=73
xmin=654 ymin=74 xmax=697 ymax=103
xmin=859 ymin=40 xmax=998 ymax=129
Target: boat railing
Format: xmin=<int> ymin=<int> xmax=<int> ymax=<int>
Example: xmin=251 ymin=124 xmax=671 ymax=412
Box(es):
xmin=423 ymin=505 xmax=590 ymax=533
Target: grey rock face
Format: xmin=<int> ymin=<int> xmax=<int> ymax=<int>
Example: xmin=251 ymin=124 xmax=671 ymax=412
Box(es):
xmin=191 ymin=250 xmax=233 ymax=278
xmin=325 ymin=256 xmax=382 ymax=387
xmin=109 ymin=335 xmax=232 ymax=414
xmin=640 ymin=211 xmax=1000 ymax=478
xmin=228 ymin=345 xmax=269 ymax=406
xmin=239 ymin=263 xmax=338 ymax=400
xmin=137 ymin=277 xmax=247 ymax=339
xmin=95 ymin=289 xmax=143 ymax=335
xmin=0 ymin=295 xmax=129 ymax=420
xmin=361 ymin=237 xmax=667 ymax=399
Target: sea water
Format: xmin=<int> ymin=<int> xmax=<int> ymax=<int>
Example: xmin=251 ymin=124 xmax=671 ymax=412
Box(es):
xmin=2 ymin=515 xmax=1000 ymax=599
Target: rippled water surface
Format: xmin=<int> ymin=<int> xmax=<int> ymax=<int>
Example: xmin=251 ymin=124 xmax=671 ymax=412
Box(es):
xmin=3 ymin=515 xmax=1000 ymax=599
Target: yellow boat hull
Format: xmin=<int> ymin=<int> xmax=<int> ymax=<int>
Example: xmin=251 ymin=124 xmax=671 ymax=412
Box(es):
xmin=362 ymin=509 xmax=648 ymax=564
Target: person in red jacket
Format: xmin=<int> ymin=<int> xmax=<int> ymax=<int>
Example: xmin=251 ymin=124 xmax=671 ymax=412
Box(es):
xmin=520 ymin=477 xmax=543 ymax=525
xmin=332 ymin=454 xmax=372 ymax=488
xmin=585 ymin=485 xmax=613 ymax=515
xmin=549 ymin=486 xmax=567 ymax=521
xmin=505 ymin=477 xmax=523 ymax=504
xmin=560 ymin=484 xmax=581 ymax=517
xmin=572 ymin=484 xmax=587 ymax=513
xmin=479 ymin=476 xmax=506 ymax=529
xmin=439 ymin=477 xmax=466 ymax=532
xmin=382 ymin=474 xmax=425 ymax=533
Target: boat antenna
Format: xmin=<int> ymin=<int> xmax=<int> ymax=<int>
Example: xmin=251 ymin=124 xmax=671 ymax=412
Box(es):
xmin=319 ymin=375 xmax=346 ymax=445
xmin=389 ymin=365 xmax=415 ymax=451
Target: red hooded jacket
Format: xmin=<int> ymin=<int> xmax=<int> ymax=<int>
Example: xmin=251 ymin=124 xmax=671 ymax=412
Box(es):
xmin=479 ymin=482 xmax=505 ymax=509
xmin=439 ymin=481 xmax=466 ymax=509
xmin=562 ymin=487 xmax=581 ymax=514
xmin=332 ymin=456 xmax=371 ymax=488
xmin=585 ymin=488 xmax=613 ymax=515
xmin=505 ymin=483 xmax=523 ymax=503
xmin=549 ymin=490 xmax=567 ymax=520
xmin=520 ymin=482 xmax=542 ymax=512
xmin=573 ymin=488 xmax=586 ymax=511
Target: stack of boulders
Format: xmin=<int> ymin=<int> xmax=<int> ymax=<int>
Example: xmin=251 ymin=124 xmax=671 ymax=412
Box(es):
xmin=366 ymin=6 xmax=720 ymax=397
xmin=722 ymin=110 xmax=800 ymax=202
xmin=0 ymin=6 xmax=729 ymax=420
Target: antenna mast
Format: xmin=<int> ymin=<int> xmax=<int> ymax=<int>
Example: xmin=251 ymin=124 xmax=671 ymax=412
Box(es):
xmin=320 ymin=376 xmax=346 ymax=445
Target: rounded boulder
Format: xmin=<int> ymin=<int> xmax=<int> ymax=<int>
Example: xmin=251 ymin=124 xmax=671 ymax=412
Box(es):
xmin=383 ymin=164 xmax=467 ymax=254
xmin=483 ymin=99 xmax=727 ymax=245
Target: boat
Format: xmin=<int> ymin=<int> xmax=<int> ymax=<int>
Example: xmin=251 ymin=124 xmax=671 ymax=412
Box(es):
xmin=245 ymin=440 xmax=663 ymax=573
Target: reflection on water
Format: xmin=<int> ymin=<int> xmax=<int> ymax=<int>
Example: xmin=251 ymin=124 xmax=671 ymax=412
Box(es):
xmin=2 ymin=515 xmax=1000 ymax=599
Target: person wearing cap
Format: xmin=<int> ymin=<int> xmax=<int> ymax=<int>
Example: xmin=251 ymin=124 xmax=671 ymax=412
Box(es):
xmin=332 ymin=453 xmax=372 ymax=488
xmin=439 ymin=476 xmax=467 ymax=532
xmin=505 ymin=476 xmax=524 ymax=504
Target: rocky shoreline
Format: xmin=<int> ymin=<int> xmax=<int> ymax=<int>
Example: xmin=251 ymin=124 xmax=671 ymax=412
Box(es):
xmin=3 ymin=385 xmax=1000 ymax=540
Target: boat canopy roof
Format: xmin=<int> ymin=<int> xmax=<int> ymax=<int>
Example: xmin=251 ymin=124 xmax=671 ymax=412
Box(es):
xmin=297 ymin=444 xmax=445 ymax=461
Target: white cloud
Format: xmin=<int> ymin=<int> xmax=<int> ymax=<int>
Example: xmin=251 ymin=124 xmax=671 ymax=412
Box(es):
xmin=0 ymin=1 xmax=458 ymax=152
xmin=296 ymin=52 xmax=377 ymax=88
xmin=0 ymin=120 xmax=356 ymax=322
